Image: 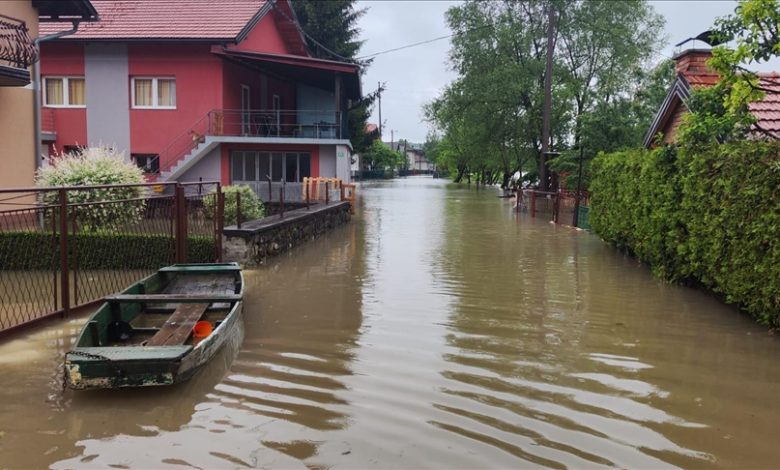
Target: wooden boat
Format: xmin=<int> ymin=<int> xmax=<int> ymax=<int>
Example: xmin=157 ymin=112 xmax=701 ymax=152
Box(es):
xmin=65 ymin=263 xmax=244 ymax=390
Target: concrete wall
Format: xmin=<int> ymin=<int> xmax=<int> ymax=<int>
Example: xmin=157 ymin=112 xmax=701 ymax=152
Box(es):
xmin=223 ymin=201 xmax=351 ymax=266
xmin=336 ymin=144 xmax=351 ymax=183
xmin=179 ymin=145 xmax=222 ymax=182
xmin=0 ymin=1 xmax=38 ymax=189
xmin=319 ymin=145 xmax=336 ymax=177
xmin=85 ymin=44 xmax=130 ymax=154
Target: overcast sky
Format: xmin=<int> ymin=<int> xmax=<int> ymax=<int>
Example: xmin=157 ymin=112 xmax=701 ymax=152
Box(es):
xmin=355 ymin=0 xmax=772 ymax=143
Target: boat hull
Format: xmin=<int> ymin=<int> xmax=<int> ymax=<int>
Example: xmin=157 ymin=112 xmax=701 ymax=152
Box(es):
xmin=65 ymin=263 xmax=244 ymax=390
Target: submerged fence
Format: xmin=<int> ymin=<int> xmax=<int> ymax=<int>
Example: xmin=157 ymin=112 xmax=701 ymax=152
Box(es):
xmin=0 ymin=181 xmax=223 ymax=335
xmin=515 ymin=189 xmax=590 ymax=228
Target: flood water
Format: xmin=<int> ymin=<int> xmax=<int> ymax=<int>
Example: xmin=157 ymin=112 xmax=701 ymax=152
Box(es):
xmin=2 ymin=177 xmax=780 ymax=469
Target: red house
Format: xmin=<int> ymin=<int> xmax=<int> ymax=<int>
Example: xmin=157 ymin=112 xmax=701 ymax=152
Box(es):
xmin=39 ymin=0 xmax=361 ymax=199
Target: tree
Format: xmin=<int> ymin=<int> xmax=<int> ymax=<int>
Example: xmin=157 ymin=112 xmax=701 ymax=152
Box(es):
xmin=361 ymin=141 xmax=404 ymax=171
xmin=426 ymin=0 xmax=666 ymax=189
xmin=292 ymin=0 xmax=376 ymax=154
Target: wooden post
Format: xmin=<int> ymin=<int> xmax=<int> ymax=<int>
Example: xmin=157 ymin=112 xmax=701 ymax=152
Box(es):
xmin=279 ymin=187 xmax=285 ymax=219
xmin=325 ymin=182 xmax=330 ymax=205
xmin=531 ymin=191 xmax=536 ymax=218
xmin=305 ymin=181 xmax=310 ymax=209
xmin=339 ymin=180 xmax=345 ymax=201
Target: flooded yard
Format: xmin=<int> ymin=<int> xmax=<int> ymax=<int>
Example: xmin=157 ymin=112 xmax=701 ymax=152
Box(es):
xmin=1 ymin=177 xmax=779 ymax=468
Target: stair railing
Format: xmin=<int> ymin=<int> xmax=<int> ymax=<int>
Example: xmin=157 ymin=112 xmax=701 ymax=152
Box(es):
xmin=156 ymin=110 xmax=215 ymax=177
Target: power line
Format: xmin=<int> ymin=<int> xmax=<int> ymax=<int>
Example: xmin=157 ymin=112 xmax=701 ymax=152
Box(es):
xmin=356 ymin=23 xmax=498 ymax=60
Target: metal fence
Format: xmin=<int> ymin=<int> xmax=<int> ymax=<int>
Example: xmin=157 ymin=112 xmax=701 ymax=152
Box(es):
xmin=0 ymin=181 xmax=223 ymax=335
xmin=515 ymin=189 xmax=589 ymax=228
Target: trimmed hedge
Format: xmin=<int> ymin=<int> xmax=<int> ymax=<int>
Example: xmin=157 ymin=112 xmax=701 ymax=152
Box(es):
xmin=590 ymin=141 xmax=780 ymax=326
xmin=0 ymin=232 xmax=215 ymax=270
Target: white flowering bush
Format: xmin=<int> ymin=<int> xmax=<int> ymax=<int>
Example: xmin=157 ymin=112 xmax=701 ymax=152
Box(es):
xmin=37 ymin=146 xmax=146 ymax=232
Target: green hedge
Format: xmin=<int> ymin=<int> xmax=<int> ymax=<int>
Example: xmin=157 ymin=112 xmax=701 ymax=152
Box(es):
xmin=590 ymin=141 xmax=780 ymax=326
xmin=0 ymin=232 xmax=215 ymax=270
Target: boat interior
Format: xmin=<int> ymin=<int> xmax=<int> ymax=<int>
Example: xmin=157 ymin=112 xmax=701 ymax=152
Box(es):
xmin=78 ymin=265 xmax=243 ymax=349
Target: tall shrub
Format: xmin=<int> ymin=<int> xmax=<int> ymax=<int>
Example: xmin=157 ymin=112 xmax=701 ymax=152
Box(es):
xmin=36 ymin=146 xmax=146 ymax=232
xmin=590 ymin=141 xmax=780 ymax=326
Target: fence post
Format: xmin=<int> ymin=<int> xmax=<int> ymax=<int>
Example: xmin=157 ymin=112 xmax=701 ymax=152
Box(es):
xmin=339 ymin=180 xmax=345 ymax=201
xmin=325 ymin=182 xmax=330 ymax=205
xmin=236 ymin=190 xmax=242 ymax=229
xmin=305 ymin=181 xmax=310 ymax=209
xmin=58 ymin=188 xmax=70 ymax=318
xmin=215 ymin=184 xmax=224 ymax=262
xmin=531 ymin=191 xmax=536 ymax=218
xmin=175 ymin=184 xmax=188 ymax=263
xmin=553 ymin=192 xmax=560 ymax=223
xmin=280 ymin=187 xmax=285 ymax=219
xmin=267 ymin=175 xmax=272 ymax=202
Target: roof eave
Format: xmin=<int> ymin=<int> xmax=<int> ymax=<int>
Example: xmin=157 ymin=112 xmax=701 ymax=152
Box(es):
xmin=643 ymin=75 xmax=692 ymax=148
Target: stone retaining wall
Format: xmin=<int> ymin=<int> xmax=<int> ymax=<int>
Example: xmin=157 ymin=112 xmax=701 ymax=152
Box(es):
xmin=222 ymin=201 xmax=351 ymax=266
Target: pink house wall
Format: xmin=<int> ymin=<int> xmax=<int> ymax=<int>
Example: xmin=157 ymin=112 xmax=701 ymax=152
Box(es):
xmin=40 ymin=42 xmax=87 ymax=153
xmin=229 ymin=12 xmax=291 ymax=55
xmin=128 ymin=44 xmax=223 ymax=157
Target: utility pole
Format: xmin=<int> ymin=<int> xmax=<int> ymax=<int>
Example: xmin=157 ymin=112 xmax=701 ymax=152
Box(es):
xmin=539 ymin=3 xmax=556 ymax=191
xmin=377 ymin=81 xmax=383 ymax=138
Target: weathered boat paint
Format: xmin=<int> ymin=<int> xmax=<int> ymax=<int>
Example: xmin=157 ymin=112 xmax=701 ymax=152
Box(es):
xmin=65 ymin=263 xmax=244 ymax=390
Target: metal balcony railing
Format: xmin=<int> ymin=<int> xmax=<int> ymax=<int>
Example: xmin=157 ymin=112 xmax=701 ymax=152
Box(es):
xmin=0 ymin=14 xmax=38 ymax=69
xmin=209 ymin=109 xmax=342 ymax=139
xmin=157 ymin=109 xmax=343 ymax=177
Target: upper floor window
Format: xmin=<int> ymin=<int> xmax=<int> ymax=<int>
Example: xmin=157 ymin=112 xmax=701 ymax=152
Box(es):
xmin=132 ymin=77 xmax=176 ymax=109
xmin=44 ymin=77 xmax=85 ymax=107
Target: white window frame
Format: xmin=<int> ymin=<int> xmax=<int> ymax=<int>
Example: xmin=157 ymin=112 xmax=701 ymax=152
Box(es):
xmin=131 ymin=77 xmax=176 ymax=110
xmin=43 ymin=76 xmax=86 ymax=108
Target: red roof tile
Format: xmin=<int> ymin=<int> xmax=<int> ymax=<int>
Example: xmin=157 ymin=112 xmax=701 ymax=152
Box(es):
xmin=749 ymin=73 xmax=780 ymax=137
xmin=39 ymin=0 xmax=267 ymax=40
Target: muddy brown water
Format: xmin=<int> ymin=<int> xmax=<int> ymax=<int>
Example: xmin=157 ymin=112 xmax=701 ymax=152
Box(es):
xmin=1 ymin=177 xmax=780 ymax=469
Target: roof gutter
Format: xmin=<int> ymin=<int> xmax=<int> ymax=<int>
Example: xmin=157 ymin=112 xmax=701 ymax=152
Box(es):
xmin=33 ymin=20 xmax=83 ymax=172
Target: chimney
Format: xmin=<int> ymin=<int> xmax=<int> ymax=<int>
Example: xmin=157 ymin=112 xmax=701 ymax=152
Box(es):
xmin=673 ymin=48 xmax=714 ymax=77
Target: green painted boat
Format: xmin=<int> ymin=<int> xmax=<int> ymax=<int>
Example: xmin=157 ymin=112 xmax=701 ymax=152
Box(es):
xmin=65 ymin=263 xmax=244 ymax=390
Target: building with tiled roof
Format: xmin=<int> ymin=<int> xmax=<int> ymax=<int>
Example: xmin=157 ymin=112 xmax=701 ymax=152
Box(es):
xmin=39 ymin=0 xmax=362 ymax=193
xmin=644 ymin=48 xmax=780 ymax=147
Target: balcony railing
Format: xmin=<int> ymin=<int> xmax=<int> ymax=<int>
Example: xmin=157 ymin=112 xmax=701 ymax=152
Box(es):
xmin=209 ymin=109 xmax=342 ymax=140
xmin=0 ymin=14 xmax=38 ymax=69
xmin=158 ymin=109 xmax=343 ymax=177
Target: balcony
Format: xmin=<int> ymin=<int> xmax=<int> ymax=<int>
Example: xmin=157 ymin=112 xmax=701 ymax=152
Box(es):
xmin=0 ymin=14 xmax=38 ymax=87
xmin=208 ymin=109 xmax=343 ymax=140
xmin=157 ymin=108 xmax=348 ymax=180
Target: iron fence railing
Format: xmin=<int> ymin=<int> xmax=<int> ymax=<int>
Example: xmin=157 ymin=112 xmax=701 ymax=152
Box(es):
xmin=515 ymin=189 xmax=589 ymax=227
xmin=0 ymin=182 xmax=223 ymax=336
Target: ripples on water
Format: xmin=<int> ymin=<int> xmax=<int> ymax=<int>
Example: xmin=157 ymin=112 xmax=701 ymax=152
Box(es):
xmin=2 ymin=177 xmax=780 ymax=468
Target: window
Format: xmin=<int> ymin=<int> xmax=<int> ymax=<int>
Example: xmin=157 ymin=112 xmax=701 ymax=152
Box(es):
xmin=132 ymin=77 xmax=176 ymax=109
xmin=231 ymin=151 xmax=311 ymax=183
xmin=44 ymin=77 xmax=85 ymax=107
xmin=132 ymin=154 xmax=159 ymax=174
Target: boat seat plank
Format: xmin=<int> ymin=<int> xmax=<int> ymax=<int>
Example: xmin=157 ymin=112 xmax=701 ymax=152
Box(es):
xmin=106 ymin=294 xmax=241 ymax=303
xmin=145 ymin=303 xmax=209 ymax=346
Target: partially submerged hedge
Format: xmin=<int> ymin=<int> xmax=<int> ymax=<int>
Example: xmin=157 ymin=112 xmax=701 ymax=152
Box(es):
xmin=0 ymin=232 xmax=215 ymax=270
xmin=590 ymin=141 xmax=780 ymax=326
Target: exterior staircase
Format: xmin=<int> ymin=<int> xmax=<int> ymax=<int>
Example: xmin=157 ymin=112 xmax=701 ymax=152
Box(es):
xmin=159 ymin=136 xmax=219 ymax=182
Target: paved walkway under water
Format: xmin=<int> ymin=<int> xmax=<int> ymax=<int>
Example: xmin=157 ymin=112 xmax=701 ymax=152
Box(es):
xmin=1 ymin=177 xmax=779 ymax=468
